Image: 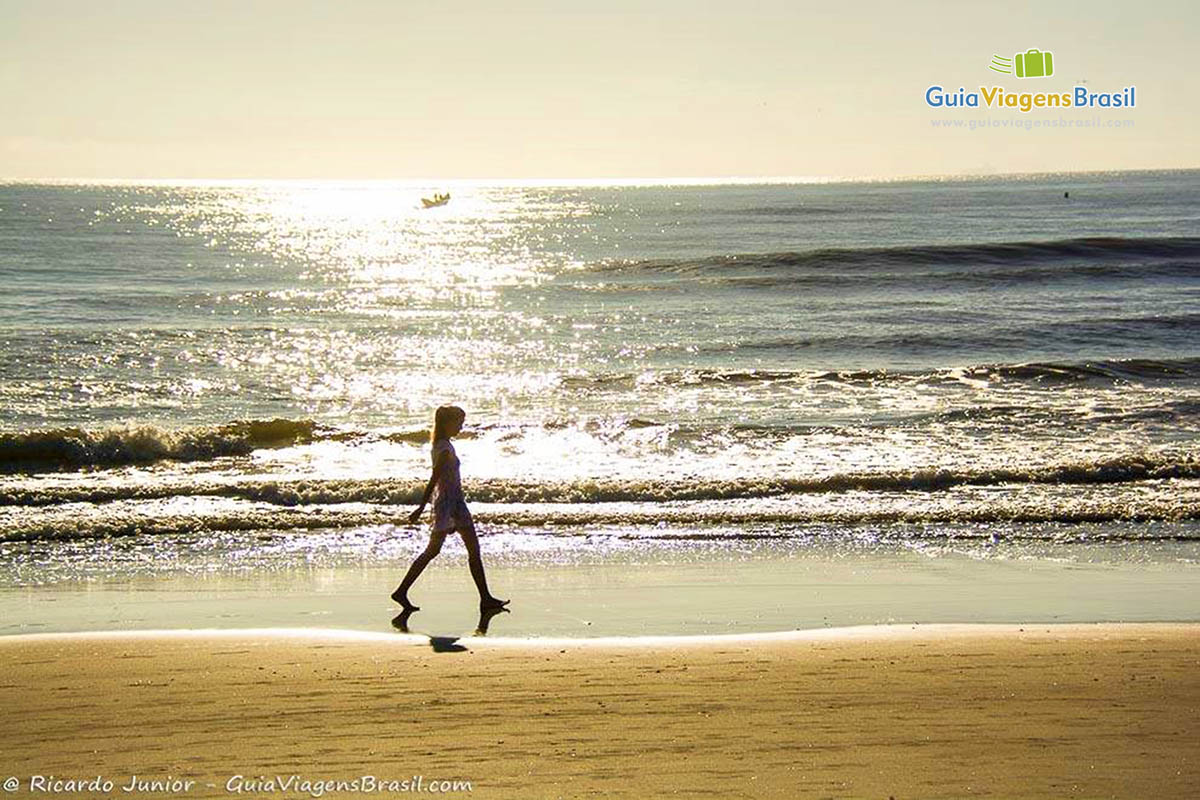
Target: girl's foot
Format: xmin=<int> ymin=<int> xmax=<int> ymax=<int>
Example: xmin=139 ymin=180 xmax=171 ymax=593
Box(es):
xmin=390 ymin=588 xmax=419 ymax=611
xmin=480 ymin=596 xmax=510 ymax=611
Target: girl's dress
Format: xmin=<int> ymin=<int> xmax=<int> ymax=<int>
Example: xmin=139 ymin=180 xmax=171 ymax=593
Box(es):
xmin=431 ymin=439 xmax=472 ymax=533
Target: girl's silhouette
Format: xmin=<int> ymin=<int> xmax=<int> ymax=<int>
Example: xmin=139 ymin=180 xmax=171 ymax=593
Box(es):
xmin=392 ymin=405 xmax=509 ymax=612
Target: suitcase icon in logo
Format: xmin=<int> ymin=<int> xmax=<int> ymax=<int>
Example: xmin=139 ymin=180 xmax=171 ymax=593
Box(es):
xmin=1014 ymin=49 xmax=1053 ymax=78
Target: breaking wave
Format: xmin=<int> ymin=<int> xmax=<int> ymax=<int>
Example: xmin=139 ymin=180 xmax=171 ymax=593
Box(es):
xmin=590 ymin=236 xmax=1200 ymax=277
xmin=558 ymin=357 xmax=1200 ymax=390
xmin=0 ymin=420 xmax=442 ymax=473
xmin=0 ymin=419 xmax=319 ymax=471
xmin=4 ymin=453 xmax=1198 ymax=509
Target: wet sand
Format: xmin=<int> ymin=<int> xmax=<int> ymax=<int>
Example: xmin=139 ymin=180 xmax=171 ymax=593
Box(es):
xmin=6 ymin=543 xmax=1200 ymax=638
xmin=1 ymin=624 xmax=1197 ymax=798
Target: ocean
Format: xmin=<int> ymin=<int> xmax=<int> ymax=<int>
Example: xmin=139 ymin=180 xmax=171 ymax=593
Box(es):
xmin=1 ymin=172 xmax=1198 ymax=633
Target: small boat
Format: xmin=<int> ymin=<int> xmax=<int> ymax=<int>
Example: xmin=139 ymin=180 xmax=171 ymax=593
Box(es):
xmin=421 ymin=192 xmax=450 ymax=208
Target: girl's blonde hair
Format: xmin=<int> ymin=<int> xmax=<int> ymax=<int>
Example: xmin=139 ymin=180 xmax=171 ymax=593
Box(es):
xmin=431 ymin=405 xmax=466 ymax=443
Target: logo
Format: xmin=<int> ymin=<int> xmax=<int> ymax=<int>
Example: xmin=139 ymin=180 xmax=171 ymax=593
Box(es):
xmin=924 ymin=47 xmax=1135 ymax=113
xmin=989 ymin=49 xmax=1054 ymax=78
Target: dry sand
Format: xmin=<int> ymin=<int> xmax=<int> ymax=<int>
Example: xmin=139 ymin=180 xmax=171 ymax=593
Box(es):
xmin=1 ymin=624 xmax=1197 ymax=798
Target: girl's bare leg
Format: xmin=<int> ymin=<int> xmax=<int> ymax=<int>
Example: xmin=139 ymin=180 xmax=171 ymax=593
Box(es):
xmin=391 ymin=532 xmax=446 ymax=609
xmin=459 ymin=525 xmax=508 ymax=610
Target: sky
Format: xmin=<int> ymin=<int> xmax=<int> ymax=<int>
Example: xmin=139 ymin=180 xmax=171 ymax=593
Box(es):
xmin=1 ymin=0 xmax=1196 ymax=180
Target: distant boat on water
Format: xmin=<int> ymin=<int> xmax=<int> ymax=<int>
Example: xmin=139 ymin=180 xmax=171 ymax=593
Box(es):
xmin=422 ymin=192 xmax=450 ymax=208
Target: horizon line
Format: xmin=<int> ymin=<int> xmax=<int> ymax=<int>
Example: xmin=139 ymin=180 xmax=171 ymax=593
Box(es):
xmin=2 ymin=166 xmax=1198 ymax=187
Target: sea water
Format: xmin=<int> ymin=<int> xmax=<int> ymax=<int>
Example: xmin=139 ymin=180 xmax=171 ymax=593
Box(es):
xmin=1 ymin=172 xmax=1198 ymax=634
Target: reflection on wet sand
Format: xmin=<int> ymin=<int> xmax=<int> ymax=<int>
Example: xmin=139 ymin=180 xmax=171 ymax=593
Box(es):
xmin=390 ymin=604 xmax=511 ymax=651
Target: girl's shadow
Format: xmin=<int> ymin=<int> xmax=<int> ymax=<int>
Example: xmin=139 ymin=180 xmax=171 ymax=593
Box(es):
xmin=391 ymin=605 xmax=510 ymax=652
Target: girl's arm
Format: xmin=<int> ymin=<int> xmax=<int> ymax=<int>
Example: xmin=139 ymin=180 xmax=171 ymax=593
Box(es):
xmin=408 ymin=449 xmax=449 ymax=524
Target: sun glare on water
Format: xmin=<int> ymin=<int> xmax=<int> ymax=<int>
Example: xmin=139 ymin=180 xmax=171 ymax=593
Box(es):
xmin=147 ymin=182 xmax=572 ymax=314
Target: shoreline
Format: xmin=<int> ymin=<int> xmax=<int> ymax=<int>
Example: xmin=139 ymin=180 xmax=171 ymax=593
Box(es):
xmin=2 ymin=619 xmax=1198 ymax=646
xmin=3 ymin=623 xmax=1197 ymax=798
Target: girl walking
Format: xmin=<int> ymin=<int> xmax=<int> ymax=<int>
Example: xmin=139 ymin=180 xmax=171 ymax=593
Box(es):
xmin=392 ymin=405 xmax=509 ymax=612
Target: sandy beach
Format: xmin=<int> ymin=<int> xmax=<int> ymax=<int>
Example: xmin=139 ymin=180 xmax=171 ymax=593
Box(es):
xmin=2 ymin=623 xmax=1196 ymax=798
